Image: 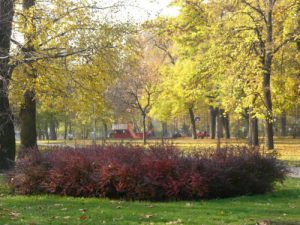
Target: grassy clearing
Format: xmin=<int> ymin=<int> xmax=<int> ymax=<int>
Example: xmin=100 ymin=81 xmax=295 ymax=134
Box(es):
xmin=0 ymin=174 xmax=300 ymax=225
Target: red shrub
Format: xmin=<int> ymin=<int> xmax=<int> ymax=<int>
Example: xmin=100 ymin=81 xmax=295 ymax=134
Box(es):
xmin=8 ymin=145 xmax=287 ymax=201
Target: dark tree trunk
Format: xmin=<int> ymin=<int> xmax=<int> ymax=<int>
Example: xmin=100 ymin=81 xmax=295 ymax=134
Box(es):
xmin=20 ymin=0 xmax=37 ymax=148
xmin=216 ymin=109 xmax=222 ymax=149
xmin=248 ymin=116 xmax=259 ymax=147
xmin=142 ymin=114 xmax=147 ymax=145
xmin=209 ymin=106 xmax=217 ymax=139
xmin=263 ymin=1 xmax=275 ymax=150
xmin=103 ymin=121 xmax=108 ymax=139
xmin=281 ymin=112 xmax=287 ymax=137
xmin=222 ymin=113 xmax=230 ymax=139
xmin=0 ymin=0 xmax=16 ymax=170
xmin=0 ymin=0 xmax=15 ymax=166
xmin=188 ymin=107 xmax=197 ymax=139
xmin=64 ymin=120 xmax=68 ymax=140
xmin=20 ymin=90 xmax=37 ymax=147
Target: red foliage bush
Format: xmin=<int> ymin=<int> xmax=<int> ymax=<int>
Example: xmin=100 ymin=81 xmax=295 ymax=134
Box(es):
xmin=9 ymin=145 xmax=287 ymax=200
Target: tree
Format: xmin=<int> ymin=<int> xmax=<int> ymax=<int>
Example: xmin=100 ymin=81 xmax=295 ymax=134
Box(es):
xmin=0 ymin=0 xmax=16 ymax=170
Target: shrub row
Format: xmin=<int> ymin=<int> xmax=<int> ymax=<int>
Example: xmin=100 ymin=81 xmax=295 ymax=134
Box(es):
xmin=9 ymin=145 xmax=287 ymax=201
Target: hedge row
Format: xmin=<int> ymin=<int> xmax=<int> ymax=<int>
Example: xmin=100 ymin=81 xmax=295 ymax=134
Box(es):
xmin=9 ymin=145 xmax=287 ymax=201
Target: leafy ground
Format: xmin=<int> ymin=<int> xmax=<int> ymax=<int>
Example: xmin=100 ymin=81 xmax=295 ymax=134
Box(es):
xmin=0 ymin=174 xmax=300 ymax=225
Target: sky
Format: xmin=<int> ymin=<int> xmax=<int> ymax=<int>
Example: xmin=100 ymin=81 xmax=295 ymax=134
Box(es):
xmin=100 ymin=0 xmax=180 ymax=23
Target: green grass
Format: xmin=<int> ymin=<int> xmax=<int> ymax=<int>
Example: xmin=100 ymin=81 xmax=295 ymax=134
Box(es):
xmin=1 ymin=174 xmax=300 ymax=225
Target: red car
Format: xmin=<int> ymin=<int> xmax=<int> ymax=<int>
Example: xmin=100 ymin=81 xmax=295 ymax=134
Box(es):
xmin=197 ymin=131 xmax=209 ymax=139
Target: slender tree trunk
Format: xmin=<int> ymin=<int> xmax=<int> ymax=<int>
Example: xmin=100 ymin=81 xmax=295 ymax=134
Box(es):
xmin=142 ymin=114 xmax=147 ymax=145
xmin=281 ymin=112 xmax=287 ymax=137
xmin=64 ymin=120 xmax=68 ymax=140
xmin=216 ymin=109 xmax=222 ymax=149
xmin=223 ymin=113 xmax=230 ymax=139
xmin=209 ymin=106 xmax=217 ymax=139
xmin=20 ymin=0 xmax=37 ymax=148
xmin=188 ymin=107 xmax=197 ymax=139
xmin=0 ymin=0 xmax=16 ymax=170
xmin=263 ymin=0 xmax=275 ymax=150
xmin=103 ymin=121 xmax=108 ymax=139
xmin=49 ymin=119 xmax=57 ymax=140
xmin=249 ymin=116 xmax=259 ymax=147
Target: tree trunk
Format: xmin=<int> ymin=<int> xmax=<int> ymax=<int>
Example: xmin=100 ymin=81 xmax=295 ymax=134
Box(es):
xmin=64 ymin=120 xmax=68 ymax=140
xmin=222 ymin=113 xmax=230 ymax=139
xmin=263 ymin=0 xmax=274 ymax=150
xmin=142 ymin=114 xmax=147 ymax=145
xmin=20 ymin=0 xmax=37 ymax=148
xmin=20 ymin=90 xmax=37 ymax=147
xmin=0 ymin=0 xmax=16 ymax=170
xmin=103 ymin=121 xmax=108 ymax=139
xmin=188 ymin=107 xmax=197 ymax=139
xmin=49 ymin=118 xmax=57 ymax=140
xmin=249 ymin=116 xmax=259 ymax=147
xmin=209 ymin=106 xmax=217 ymax=139
xmin=216 ymin=109 xmax=222 ymax=149
xmin=280 ymin=112 xmax=287 ymax=137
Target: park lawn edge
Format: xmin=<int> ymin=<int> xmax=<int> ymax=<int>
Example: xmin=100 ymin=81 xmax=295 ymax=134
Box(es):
xmin=0 ymin=176 xmax=299 ymax=225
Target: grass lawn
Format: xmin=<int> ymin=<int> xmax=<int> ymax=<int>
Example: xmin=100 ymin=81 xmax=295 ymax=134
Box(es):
xmin=0 ymin=174 xmax=300 ymax=225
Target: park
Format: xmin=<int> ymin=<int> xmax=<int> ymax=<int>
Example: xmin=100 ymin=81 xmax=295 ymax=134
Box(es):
xmin=0 ymin=0 xmax=300 ymax=224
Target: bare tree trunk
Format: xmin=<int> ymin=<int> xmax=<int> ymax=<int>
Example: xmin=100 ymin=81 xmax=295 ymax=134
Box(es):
xmin=263 ymin=0 xmax=275 ymax=150
xmin=222 ymin=113 xmax=230 ymax=139
xmin=64 ymin=120 xmax=68 ymax=140
xmin=216 ymin=109 xmax=222 ymax=149
xmin=249 ymin=115 xmax=259 ymax=147
xmin=142 ymin=114 xmax=147 ymax=145
xmin=0 ymin=0 xmax=16 ymax=170
xmin=20 ymin=0 xmax=37 ymax=148
xmin=20 ymin=90 xmax=37 ymax=147
xmin=49 ymin=118 xmax=57 ymax=140
xmin=103 ymin=121 xmax=108 ymax=139
xmin=209 ymin=106 xmax=217 ymax=139
xmin=189 ymin=107 xmax=197 ymax=139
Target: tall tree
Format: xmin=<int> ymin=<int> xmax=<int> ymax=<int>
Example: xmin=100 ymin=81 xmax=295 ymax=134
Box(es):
xmin=0 ymin=0 xmax=16 ymax=170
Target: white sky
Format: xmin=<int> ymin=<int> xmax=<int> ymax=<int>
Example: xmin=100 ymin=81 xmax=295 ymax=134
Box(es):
xmin=100 ymin=0 xmax=180 ymax=23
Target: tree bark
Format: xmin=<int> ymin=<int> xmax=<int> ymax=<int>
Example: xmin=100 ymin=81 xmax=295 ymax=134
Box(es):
xmin=20 ymin=0 xmax=37 ymax=148
xmin=49 ymin=117 xmax=57 ymax=140
xmin=209 ymin=106 xmax=217 ymax=139
xmin=0 ymin=0 xmax=16 ymax=170
xmin=263 ymin=0 xmax=275 ymax=150
xmin=20 ymin=90 xmax=37 ymax=147
xmin=142 ymin=114 xmax=147 ymax=145
xmin=248 ymin=115 xmax=259 ymax=147
xmin=222 ymin=113 xmax=230 ymax=139
xmin=188 ymin=107 xmax=197 ymax=139
xmin=103 ymin=121 xmax=108 ymax=139
xmin=64 ymin=120 xmax=68 ymax=140
xmin=216 ymin=109 xmax=222 ymax=149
